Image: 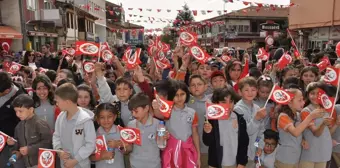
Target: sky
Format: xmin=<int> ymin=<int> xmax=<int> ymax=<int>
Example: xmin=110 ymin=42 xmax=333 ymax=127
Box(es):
xmin=107 ymin=0 xmax=290 ymax=32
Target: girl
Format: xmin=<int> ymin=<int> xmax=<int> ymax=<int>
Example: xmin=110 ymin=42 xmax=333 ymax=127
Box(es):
xmin=298 ymin=66 xmax=319 ymax=93
xmin=188 ymin=74 xmax=209 ymax=167
xmin=224 ymin=59 xmax=242 ymax=87
xmin=275 ymin=88 xmax=324 ymax=168
xmin=254 ymin=75 xmax=275 ymax=130
xmin=90 ymin=103 xmax=125 ymax=168
xmin=299 ymin=82 xmax=335 ymax=168
xmin=77 ymin=84 xmax=97 ymax=111
xmin=55 ymin=69 xmax=74 ymax=84
xmin=203 ymin=87 xmax=249 ymax=168
xmin=154 ymin=81 xmax=200 ymax=167
xmin=277 ymin=66 xmax=297 ymax=87
xmin=22 ymin=51 xmax=38 ymax=70
xmin=32 ymin=74 xmax=56 ymax=130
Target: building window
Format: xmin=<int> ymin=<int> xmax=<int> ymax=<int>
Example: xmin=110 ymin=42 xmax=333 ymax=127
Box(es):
xmin=27 ymin=0 xmax=37 ymax=11
xmin=44 ymin=0 xmax=52 ymax=9
xmin=70 ymin=13 xmax=74 ymax=29
xmin=66 ymin=13 xmax=70 ymax=28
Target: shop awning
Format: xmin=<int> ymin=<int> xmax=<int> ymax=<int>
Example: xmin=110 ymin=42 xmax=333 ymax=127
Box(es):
xmin=0 ymin=26 xmax=23 ymax=39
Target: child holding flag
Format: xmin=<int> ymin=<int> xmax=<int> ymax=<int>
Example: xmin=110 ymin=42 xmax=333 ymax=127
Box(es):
xmin=203 ymin=87 xmax=249 ymax=168
xmin=7 ymin=94 xmax=52 ymax=168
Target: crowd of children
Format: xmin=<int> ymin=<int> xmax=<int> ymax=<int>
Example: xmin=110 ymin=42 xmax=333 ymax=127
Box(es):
xmin=0 ymin=43 xmax=340 ymax=168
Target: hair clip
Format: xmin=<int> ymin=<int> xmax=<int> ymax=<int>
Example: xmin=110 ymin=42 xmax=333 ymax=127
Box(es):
xmin=260 ymin=75 xmax=271 ymax=81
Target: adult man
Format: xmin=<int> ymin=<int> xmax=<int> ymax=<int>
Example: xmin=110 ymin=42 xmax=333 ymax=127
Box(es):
xmin=0 ymin=72 xmax=26 ymax=167
xmin=39 ymin=44 xmax=68 ymax=71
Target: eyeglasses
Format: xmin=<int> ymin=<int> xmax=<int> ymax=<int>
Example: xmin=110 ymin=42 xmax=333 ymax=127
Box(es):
xmin=264 ymin=143 xmax=277 ymax=148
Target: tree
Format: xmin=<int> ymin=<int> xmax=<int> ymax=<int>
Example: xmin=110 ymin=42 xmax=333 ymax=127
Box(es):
xmin=161 ymin=25 xmax=175 ymax=48
xmin=173 ymin=3 xmax=195 ymax=27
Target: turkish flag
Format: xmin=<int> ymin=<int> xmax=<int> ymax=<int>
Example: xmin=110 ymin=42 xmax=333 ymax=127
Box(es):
xmin=270 ymin=85 xmax=295 ymax=105
xmin=95 ymin=135 xmax=107 ymax=159
xmin=206 ymin=103 xmax=231 ymax=120
xmin=317 ymin=89 xmax=335 ymax=113
xmin=8 ymin=62 xmax=22 ymax=74
xmin=123 ymin=48 xmax=142 ymax=70
xmin=75 ymin=41 xmax=100 ymax=56
xmin=0 ymin=131 xmax=8 ymax=152
xmin=336 ymin=42 xmax=340 ymax=57
xmin=192 ymin=10 xmax=197 ymax=16
xmin=0 ymin=39 xmax=11 ymax=52
xmin=221 ymin=55 xmax=231 ymax=62
xmin=179 ymin=31 xmax=198 ymax=46
xmin=100 ymin=42 xmax=115 ymax=62
xmin=38 ymin=148 xmax=56 ymax=168
xmin=154 ymin=89 xmax=174 ymax=118
xmin=189 ymin=45 xmax=211 ymax=64
xmin=118 ymin=126 xmax=142 ymax=146
xmin=256 ymin=48 xmax=269 ymax=61
xmin=324 ymin=66 xmax=340 ymax=86
xmin=276 ymin=53 xmax=292 ymax=69
xmin=317 ymin=56 xmax=330 ymax=71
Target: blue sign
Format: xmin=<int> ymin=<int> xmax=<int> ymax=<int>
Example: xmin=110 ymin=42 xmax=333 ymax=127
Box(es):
xmin=125 ymin=30 xmax=144 ymax=45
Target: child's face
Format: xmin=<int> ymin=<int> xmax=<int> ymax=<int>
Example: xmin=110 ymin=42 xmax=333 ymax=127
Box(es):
xmin=308 ymin=88 xmax=319 ymax=105
xmin=198 ymin=64 xmax=212 ymax=80
xmin=211 ymin=76 xmax=226 ymax=89
xmin=56 ymin=72 xmax=67 ymax=82
xmin=219 ymin=95 xmax=234 ymax=111
xmin=97 ymin=110 xmax=116 ymax=130
xmin=264 ymin=138 xmax=278 ymax=154
xmin=189 ymin=78 xmax=207 ymax=97
xmin=55 ymin=96 xmax=70 ymax=111
xmin=228 ymin=64 xmax=242 ymax=81
xmin=131 ymin=105 xmax=149 ymax=121
xmin=258 ymin=86 xmax=271 ymax=100
xmin=14 ymin=107 xmax=34 ymax=120
xmin=36 ymin=82 xmax=49 ymax=101
xmin=174 ymin=89 xmax=187 ymax=107
xmin=283 ymin=69 xmax=297 ymax=82
xmin=289 ymin=90 xmax=305 ymax=111
xmin=239 ymin=84 xmax=257 ymax=102
xmin=302 ymin=71 xmax=316 ymax=86
xmin=115 ymin=83 xmax=133 ymax=102
xmin=77 ymin=90 xmax=91 ymax=109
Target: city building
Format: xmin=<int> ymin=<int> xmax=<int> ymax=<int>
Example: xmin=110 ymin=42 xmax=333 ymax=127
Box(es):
xmin=289 ymin=0 xmax=340 ymax=50
xmin=195 ymin=6 xmax=288 ymax=50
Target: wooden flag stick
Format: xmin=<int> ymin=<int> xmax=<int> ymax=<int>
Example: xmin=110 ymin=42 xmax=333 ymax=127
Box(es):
xmin=287 ymin=28 xmax=301 ymax=57
xmin=0 ymin=131 xmax=17 ymax=142
xmin=263 ymin=85 xmax=276 ymax=108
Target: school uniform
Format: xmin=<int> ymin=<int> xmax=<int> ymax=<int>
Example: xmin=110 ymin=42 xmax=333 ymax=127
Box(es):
xmin=53 ymin=107 xmax=96 ymax=168
xmin=260 ymin=147 xmax=277 ymax=168
xmin=163 ymin=105 xmax=199 ymax=168
xmin=127 ymin=115 xmax=161 ymax=168
xmin=35 ymin=101 xmax=56 ymax=131
xmin=254 ymin=98 xmax=275 ymax=130
xmin=234 ymin=99 xmax=265 ymax=167
xmin=203 ymin=112 xmax=249 ymax=168
xmin=275 ymin=113 xmax=302 ymax=168
xmin=187 ymin=95 xmax=210 ymax=167
xmin=299 ymin=104 xmax=331 ymax=167
xmin=95 ymin=126 xmax=125 ymax=168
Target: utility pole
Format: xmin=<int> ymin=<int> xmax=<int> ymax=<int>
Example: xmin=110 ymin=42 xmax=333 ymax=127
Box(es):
xmin=223 ymin=1 xmax=226 ymax=47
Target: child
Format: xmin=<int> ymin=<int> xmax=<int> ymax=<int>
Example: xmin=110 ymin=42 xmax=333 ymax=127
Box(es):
xmin=7 ymin=94 xmax=52 ymax=168
xmin=125 ymin=92 xmax=162 ymax=168
xmin=154 ymin=81 xmax=200 ymax=167
xmin=77 ymin=84 xmax=97 ymax=111
xmin=275 ymin=88 xmax=324 ymax=168
xmin=210 ymin=71 xmax=227 ymax=89
xmin=32 ymin=74 xmax=57 ymax=130
xmin=224 ymin=59 xmax=242 ymax=87
xmin=90 ymin=103 xmax=125 ymax=168
xmin=299 ymin=82 xmax=334 ymax=168
xmin=298 ymin=66 xmax=319 ymax=92
xmin=254 ymin=75 xmax=275 ymax=130
xmin=203 ymin=87 xmax=249 ymax=168
xmin=187 ymin=75 xmax=209 ymax=167
xmin=257 ymin=129 xmax=279 ymax=168
xmin=234 ymin=76 xmax=267 ymax=168
xmin=53 ymin=83 xmax=96 ymax=168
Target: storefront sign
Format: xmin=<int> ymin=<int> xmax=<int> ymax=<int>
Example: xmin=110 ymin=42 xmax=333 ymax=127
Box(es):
xmin=260 ymin=22 xmax=280 ymax=31
xmin=318 ymin=27 xmax=329 ymax=39
xmin=330 ymin=26 xmax=340 ymax=39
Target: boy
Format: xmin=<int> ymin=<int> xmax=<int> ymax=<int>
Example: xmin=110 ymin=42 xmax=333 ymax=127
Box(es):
xmin=7 ymin=94 xmax=52 ymax=168
xmin=259 ymin=129 xmax=279 ymax=168
xmin=234 ymin=77 xmax=267 ymax=168
xmin=125 ymin=92 xmax=163 ymax=168
xmin=210 ymin=71 xmax=227 ymax=89
xmin=95 ymin=63 xmax=152 ymax=126
xmin=53 ymin=83 xmax=96 ymax=168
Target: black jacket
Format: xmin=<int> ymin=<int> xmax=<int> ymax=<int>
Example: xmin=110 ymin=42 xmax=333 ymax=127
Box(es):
xmin=0 ymin=84 xmax=26 ymax=137
xmin=39 ymin=55 xmax=68 ymax=71
xmin=203 ymin=111 xmax=249 ymax=168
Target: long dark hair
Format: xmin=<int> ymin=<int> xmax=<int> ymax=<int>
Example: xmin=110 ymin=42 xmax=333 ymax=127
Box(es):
xmin=224 ymin=59 xmax=243 ymax=86
xmin=77 ymin=84 xmax=97 ymax=110
xmin=22 ymin=51 xmax=35 ymax=66
xmin=32 ymin=74 xmax=55 ymax=107
xmin=298 ymin=66 xmax=319 ymax=92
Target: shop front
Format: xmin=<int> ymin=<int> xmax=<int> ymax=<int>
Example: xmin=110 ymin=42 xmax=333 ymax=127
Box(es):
xmin=28 ymin=31 xmax=58 ymax=52
xmin=0 ymin=26 xmax=23 ymax=52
